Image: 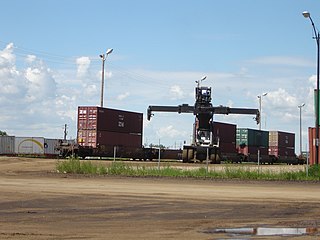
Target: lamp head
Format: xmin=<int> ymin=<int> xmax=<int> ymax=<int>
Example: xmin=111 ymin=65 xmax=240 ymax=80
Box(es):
xmin=99 ymin=54 xmax=104 ymax=59
xmin=302 ymin=11 xmax=310 ymax=18
xmin=200 ymin=76 xmax=207 ymax=81
xmin=106 ymin=48 xmax=113 ymax=55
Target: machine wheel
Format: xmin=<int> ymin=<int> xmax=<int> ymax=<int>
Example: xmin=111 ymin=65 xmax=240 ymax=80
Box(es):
xmin=210 ymin=147 xmax=221 ymax=164
xmin=182 ymin=148 xmax=194 ymax=163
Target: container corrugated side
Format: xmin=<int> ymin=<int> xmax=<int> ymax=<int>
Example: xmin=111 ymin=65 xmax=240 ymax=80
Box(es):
xmin=97 ymin=131 xmax=142 ymax=148
xmin=269 ymin=131 xmax=295 ymax=147
xmin=78 ymin=106 xmax=99 ymax=130
xmin=0 ymin=136 xmax=15 ymax=154
xmin=268 ymin=146 xmax=295 ymax=157
xmin=236 ymin=128 xmax=269 ymax=147
xmin=78 ymin=106 xmax=143 ymax=134
xmin=212 ymin=121 xmax=236 ymax=144
xmin=15 ymin=137 xmax=45 ymax=155
xmin=44 ymin=139 xmax=60 ymax=155
xmin=97 ymin=108 xmax=143 ymax=134
xmin=308 ymin=127 xmax=320 ymax=165
xmin=78 ymin=130 xmax=97 ymax=148
xmin=78 ymin=130 xmax=142 ymax=148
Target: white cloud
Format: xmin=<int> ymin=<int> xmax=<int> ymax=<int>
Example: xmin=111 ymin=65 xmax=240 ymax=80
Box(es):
xmin=170 ymin=85 xmax=184 ymax=100
xmin=25 ymin=66 xmax=57 ymax=101
xmin=0 ymin=43 xmax=15 ymax=67
xmin=156 ymin=125 xmax=186 ymax=138
xmin=26 ymin=55 xmax=37 ymax=63
xmin=266 ymin=88 xmax=298 ymax=109
xmin=76 ymin=56 xmax=91 ymax=78
xmin=117 ymin=92 xmax=130 ymax=101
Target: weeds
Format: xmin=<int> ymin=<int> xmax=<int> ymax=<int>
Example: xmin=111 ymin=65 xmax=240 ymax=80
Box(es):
xmin=56 ymin=158 xmax=320 ymax=181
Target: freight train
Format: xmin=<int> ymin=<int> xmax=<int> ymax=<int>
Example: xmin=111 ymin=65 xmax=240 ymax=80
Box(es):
xmin=53 ymin=106 xmax=303 ymax=164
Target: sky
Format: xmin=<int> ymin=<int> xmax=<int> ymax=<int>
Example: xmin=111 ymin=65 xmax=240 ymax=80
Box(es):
xmin=0 ymin=0 xmax=319 ymax=153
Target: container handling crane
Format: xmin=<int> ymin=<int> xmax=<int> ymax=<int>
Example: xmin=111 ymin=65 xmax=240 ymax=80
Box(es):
xmin=147 ymin=81 xmax=260 ymax=163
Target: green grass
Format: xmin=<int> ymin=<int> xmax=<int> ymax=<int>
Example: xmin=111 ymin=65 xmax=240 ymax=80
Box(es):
xmin=56 ymin=158 xmax=320 ymax=181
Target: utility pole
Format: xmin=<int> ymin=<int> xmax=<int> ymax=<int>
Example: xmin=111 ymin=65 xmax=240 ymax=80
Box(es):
xmin=64 ymin=124 xmax=68 ymax=140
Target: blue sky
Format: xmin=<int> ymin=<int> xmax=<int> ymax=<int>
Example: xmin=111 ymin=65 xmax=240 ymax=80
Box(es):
xmin=0 ymin=0 xmax=319 ymax=152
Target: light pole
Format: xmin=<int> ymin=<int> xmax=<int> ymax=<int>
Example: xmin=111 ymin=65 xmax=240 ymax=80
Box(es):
xmin=298 ymin=103 xmax=305 ymax=156
xmin=257 ymin=93 xmax=268 ymax=130
xmin=257 ymin=93 xmax=267 ymax=167
xmin=99 ymin=48 xmax=113 ymax=107
xmin=303 ymin=11 xmax=320 ymax=165
xmin=195 ymin=76 xmax=207 ymax=88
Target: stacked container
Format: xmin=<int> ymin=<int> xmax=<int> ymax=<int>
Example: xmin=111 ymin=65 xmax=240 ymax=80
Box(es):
xmin=212 ymin=121 xmax=237 ymax=154
xmin=308 ymin=127 xmax=319 ymax=165
xmin=0 ymin=136 xmax=15 ymax=155
xmin=236 ymin=128 xmax=269 ymax=156
xmin=268 ymin=131 xmax=295 ymax=158
xmin=77 ymin=106 xmax=143 ymax=148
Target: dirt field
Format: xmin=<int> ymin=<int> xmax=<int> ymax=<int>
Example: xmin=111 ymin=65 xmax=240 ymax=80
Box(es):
xmin=0 ymin=157 xmax=320 ymax=239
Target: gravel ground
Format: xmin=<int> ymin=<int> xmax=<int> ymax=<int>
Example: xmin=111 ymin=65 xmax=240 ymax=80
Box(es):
xmin=0 ymin=157 xmax=319 ymax=239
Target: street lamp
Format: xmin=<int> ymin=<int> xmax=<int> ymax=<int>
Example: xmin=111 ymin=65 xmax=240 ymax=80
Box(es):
xmin=303 ymin=11 xmax=320 ymax=164
xmin=195 ymin=76 xmax=207 ymax=88
xmin=298 ymin=103 xmax=305 ymax=156
xmin=256 ymin=93 xmax=267 ymax=167
xmin=257 ymin=93 xmax=268 ymax=130
xmin=100 ymin=48 xmax=113 ymax=107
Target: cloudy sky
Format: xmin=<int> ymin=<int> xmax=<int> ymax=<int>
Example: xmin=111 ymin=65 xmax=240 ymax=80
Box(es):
xmin=0 ymin=0 xmax=319 ymax=152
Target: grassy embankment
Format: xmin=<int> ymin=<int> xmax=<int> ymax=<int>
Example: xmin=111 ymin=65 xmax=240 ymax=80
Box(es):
xmin=56 ymin=158 xmax=320 ymax=181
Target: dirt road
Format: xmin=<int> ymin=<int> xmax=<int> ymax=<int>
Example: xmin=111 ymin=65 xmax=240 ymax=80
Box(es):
xmin=0 ymin=157 xmax=320 ymax=239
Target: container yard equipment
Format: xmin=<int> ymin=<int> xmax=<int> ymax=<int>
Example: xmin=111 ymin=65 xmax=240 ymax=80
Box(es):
xmin=147 ymin=81 xmax=260 ymax=163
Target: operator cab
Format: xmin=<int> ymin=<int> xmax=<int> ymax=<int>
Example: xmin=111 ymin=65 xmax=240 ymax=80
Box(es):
xmin=196 ymin=86 xmax=212 ymax=104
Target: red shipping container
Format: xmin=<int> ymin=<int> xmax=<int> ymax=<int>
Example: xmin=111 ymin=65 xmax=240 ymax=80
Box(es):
xmin=308 ymin=127 xmax=320 ymax=165
xmin=269 ymin=131 xmax=295 ymax=148
xmin=78 ymin=130 xmax=142 ymax=148
xmin=78 ymin=106 xmax=143 ymax=134
xmin=268 ymin=146 xmax=295 ymax=158
xmin=212 ymin=121 xmax=236 ymax=144
xmin=219 ymin=142 xmax=237 ymax=154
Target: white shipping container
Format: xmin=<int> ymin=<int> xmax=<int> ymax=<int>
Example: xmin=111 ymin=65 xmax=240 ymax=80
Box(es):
xmin=44 ymin=138 xmax=60 ymax=155
xmin=15 ymin=137 xmax=45 ymax=155
xmin=0 ymin=136 xmax=15 ymax=154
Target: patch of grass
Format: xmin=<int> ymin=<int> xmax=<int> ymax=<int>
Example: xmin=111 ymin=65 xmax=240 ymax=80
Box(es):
xmin=56 ymin=158 xmax=320 ymax=181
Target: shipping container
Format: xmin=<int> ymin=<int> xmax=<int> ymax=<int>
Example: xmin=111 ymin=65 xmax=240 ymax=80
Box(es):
xmin=236 ymin=128 xmax=269 ymax=147
xmin=15 ymin=137 xmax=45 ymax=155
xmin=44 ymin=138 xmax=61 ymax=156
xmin=308 ymin=127 xmax=320 ymax=165
xmin=219 ymin=142 xmax=237 ymax=154
xmin=237 ymin=145 xmax=268 ymax=156
xmin=269 ymin=131 xmax=295 ymax=148
xmin=78 ymin=130 xmax=142 ymax=148
xmin=268 ymin=146 xmax=295 ymax=158
xmin=78 ymin=106 xmax=143 ymax=134
xmin=0 ymin=136 xmax=15 ymax=155
xmin=212 ymin=121 xmax=236 ymax=144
